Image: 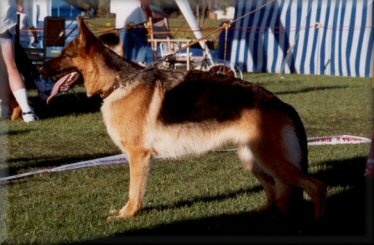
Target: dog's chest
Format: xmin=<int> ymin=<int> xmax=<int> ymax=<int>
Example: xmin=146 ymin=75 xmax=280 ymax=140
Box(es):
xmin=100 ymin=86 xmax=154 ymax=152
xmin=101 ymin=101 xmax=123 ymax=150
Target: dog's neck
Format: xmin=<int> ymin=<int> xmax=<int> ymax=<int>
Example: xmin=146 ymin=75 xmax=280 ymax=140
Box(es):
xmin=100 ymin=66 xmax=147 ymax=99
xmin=100 ymin=81 xmax=120 ymax=99
xmin=89 ymin=44 xmax=144 ymax=98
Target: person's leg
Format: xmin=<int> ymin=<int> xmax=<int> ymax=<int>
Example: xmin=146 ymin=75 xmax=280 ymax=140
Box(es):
xmin=1 ymin=41 xmax=26 ymax=91
xmin=0 ymin=36 xmax=37 ymax=122
xmin=132 ymin=28 xmax=148 ymax=64
xmin=120 ymin=28 xmax=133 ymax=60
xmin=128 ymin=29 xmax=138 ymax=61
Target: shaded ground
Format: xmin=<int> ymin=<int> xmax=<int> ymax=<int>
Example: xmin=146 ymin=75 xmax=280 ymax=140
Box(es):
xmin=82 ymin=157 xmax=373 ymax=244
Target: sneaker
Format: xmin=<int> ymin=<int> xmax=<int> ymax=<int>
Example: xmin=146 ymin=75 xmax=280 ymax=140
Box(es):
xmin=22 ymin=111 xmax=38 ymax=123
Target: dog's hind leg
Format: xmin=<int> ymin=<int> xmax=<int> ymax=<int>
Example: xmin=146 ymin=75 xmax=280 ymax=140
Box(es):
xmin=250 ymin=138 xmax=326 ymax=220
xmin=108 ymin=148 xmax=152 ymax=220
xmin=277 ymin=170 xmax=326 ymax=220
xmin=238 ymin=145 xmax=308 ymax=217
xmin=273 ymin=180 xmax=301 ymax=217
xmin=237 ymin=145 xmax=276 ymax=210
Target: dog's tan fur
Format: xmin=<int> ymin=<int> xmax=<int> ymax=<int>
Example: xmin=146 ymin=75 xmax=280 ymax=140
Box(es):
xmin=41 ymin=17 xmax=326 ymax=220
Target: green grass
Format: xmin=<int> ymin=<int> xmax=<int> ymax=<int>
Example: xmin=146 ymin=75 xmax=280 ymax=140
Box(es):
xmin=0 ymin=73 xmax=372 ymax=244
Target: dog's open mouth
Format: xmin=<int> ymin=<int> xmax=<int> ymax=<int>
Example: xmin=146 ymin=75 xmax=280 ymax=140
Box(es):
xmin=47 ymin=70 xmax=81 ymax=104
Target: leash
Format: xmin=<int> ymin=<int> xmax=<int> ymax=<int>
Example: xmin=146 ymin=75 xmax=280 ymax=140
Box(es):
xmin=100 ymin=61 xmax=159 ymax=99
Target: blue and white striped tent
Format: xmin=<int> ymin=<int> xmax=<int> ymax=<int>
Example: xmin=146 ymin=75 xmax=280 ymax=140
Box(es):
xmin=225 ymin=0 xmax=373 ymax=77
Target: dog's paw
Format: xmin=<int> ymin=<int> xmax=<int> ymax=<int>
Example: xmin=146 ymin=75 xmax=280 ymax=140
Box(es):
xmin=106 ymin=212 xmax=136 ymax=221
xmin=106 ymin=211 xmax=131 ymax=221
xmin=107 ymin=209 xmax=119 ymax=221
xmin=107 ymin=214 xmax=124 ymax=221
xmin=106 ymin=209 xmax=127 ymax=221
xmin=107 ymin=201 xmax=142 ymax=221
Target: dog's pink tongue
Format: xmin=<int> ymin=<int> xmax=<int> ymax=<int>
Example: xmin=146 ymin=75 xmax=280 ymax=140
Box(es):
xmin=46 ymin=72 xmax=76 ymax=104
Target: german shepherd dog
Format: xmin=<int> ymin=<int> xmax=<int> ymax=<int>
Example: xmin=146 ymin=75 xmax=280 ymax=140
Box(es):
xmin=41 ymin=17 xmax=326 ymax=220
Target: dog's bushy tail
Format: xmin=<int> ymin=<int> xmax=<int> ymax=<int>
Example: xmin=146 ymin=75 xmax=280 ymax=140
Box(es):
xmin=286 ymin=102 xmax=309 ymax=205
xmin=265 ymin=98 xmax=310 ymax=209
xmin=294 ymin=108 xmax=308 ymax=175
xmin=276 ymin=99 xmax=308 ymax=174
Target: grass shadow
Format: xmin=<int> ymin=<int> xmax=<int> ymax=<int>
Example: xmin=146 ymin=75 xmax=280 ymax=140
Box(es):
xmin=275 ymin=85 xmax=349 ymax=95
xmin=0 ymin=129 xmax=36 ymax=136
xmin=86 ymin=185 xmax=372 ymax=244
xmin=84 ymin=157 xmax=372 ymax=243
xmin=143 ymin=185 xmax=264 ymax=213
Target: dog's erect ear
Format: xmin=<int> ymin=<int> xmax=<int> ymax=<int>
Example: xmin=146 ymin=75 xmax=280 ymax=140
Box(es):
xmin=77 ymin=16 xmax=95 ymax=47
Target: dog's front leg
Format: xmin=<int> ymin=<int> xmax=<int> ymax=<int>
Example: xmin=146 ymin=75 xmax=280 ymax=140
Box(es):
xmin=108 ymin=149 xmax=152 ymax=220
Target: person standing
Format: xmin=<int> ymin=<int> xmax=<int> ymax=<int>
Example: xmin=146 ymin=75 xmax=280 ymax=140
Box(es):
xmin=110 ymin=0 xmax=153 ymax=65
xmin=0 ymin=0 xmax=37 ymax=122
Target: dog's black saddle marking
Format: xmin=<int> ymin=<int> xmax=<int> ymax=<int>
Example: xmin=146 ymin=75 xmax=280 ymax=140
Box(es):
xmin=158 ymin=71 xmax=275 ymax=124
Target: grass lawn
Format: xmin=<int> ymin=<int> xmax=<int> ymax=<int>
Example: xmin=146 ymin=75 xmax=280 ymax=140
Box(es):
xmin=0 ymin=73 xmax=373 ymax=244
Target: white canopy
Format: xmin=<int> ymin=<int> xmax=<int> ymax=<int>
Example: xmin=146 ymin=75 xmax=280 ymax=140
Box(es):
xmin=174 ymin=0 xmax=214 ymax=64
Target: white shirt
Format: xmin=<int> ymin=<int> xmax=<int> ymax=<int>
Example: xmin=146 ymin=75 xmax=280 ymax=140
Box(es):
xmin=0 ymin=0 xmax=18 ymax=35
xmin=110 ymin=0 xmax=147 ymax=29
